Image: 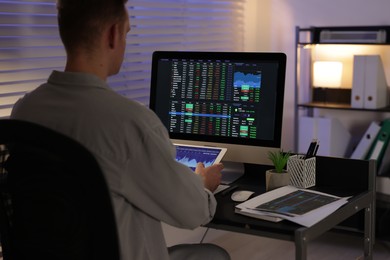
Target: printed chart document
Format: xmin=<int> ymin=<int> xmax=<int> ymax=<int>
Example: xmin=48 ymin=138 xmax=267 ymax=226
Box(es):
xmin=235 ymin=186 xmax=350 ymax=227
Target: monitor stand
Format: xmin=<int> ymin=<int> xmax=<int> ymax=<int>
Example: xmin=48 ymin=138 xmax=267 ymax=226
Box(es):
xmin=220 ymin=161 xmax=245 ymax=185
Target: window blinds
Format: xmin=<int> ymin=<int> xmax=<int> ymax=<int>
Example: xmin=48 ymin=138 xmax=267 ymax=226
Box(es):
xmin=0 ymin=0 xmax=245 ymax=118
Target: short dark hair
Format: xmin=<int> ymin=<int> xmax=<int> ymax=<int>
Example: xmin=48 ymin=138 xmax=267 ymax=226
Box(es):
xmin=57 ymin=0 xmax=128 ymax=53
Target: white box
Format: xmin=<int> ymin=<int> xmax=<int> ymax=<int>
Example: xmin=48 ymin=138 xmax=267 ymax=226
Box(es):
xmin=298 ymin=116 xmax=351 ymax=157
xmin=364 ymin=55 xmax=388 ymax=109
xmin=351 ymin=55 xmax=365 ymax=108
xmin=351 ymin=55 xmax=388 ymax=109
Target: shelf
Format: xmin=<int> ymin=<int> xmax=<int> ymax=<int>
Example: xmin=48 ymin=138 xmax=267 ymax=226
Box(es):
xmin=295 ymin=26 xmax=390 ymax=241
xmin=298 ymin=42 xmax=390 ymax=46
xmin=297 ymin=26 xmax=390 ymax=45
xmin=297 ymin=102 xmax=390 ymax=112
xmin=294 ymin=25 xmax=390 ymax=150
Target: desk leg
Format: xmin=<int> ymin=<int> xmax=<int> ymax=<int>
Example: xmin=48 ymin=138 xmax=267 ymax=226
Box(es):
xmin=364 ymin=205 xmax=374 ymax=260
xmin=295 ymin=232 xmax=307 ymax=260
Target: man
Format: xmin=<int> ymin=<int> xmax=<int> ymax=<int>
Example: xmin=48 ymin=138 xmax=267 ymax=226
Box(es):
xmin=10 ymin=0 xmax=230 ymax=259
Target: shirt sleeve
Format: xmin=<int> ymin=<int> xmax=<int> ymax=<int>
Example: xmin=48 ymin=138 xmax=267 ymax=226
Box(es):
xmin=120 ymin=121 xmax=217 ymax=229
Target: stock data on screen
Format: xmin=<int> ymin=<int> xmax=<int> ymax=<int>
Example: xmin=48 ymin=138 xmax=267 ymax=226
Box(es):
xmin=175 ymin=145 xmax=220 ymax=171
xmin=168 ymin=61 xmax=263 ymax=139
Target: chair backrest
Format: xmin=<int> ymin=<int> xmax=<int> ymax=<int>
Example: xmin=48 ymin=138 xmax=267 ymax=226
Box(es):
xmin=0 ymin=119 xmax=120 ymax=260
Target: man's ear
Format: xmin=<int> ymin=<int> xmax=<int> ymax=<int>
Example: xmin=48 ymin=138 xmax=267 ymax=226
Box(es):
xmin=108 ymin=23 xmax=119 ymax=49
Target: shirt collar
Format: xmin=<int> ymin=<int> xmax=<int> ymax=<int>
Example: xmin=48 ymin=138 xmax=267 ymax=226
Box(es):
xmin=48 ymin=70 xmax=110 ymax=90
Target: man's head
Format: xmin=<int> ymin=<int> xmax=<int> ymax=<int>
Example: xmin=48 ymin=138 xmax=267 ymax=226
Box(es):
xmin=57 ymin=0 xmax=128 ymax=52
xmin=57 ymin=0 xmax=129 ymax=77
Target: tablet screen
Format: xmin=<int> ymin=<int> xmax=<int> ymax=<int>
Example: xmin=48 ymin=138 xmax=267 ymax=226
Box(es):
xmin=174 ymin=143 xmax=227 ymax=171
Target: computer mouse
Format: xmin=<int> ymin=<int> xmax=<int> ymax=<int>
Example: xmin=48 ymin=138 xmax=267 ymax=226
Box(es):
xmin=231 ymin=190 xmax=255 ymax=202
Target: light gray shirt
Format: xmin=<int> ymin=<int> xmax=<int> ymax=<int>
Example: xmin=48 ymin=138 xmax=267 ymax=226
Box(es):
xmin=11 ymin=71 xmax=217 ymax=260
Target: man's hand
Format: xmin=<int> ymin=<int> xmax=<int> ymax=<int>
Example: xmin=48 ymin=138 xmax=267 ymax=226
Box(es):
xmin=195 ymin=162 xmax=224 ymax=192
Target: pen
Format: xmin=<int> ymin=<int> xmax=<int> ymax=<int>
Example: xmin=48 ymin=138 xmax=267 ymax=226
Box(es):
xmin=221 ymin=185 xmax=238 ymax=196
xmin=304 ymin=139 xmax=317 ymax=158
xmin=313 ymin=141 xmax=320 ymax=156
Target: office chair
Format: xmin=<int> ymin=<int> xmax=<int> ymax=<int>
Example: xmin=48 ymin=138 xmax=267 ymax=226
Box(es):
xmin=0 ymin=119 xmax=120 ymax=260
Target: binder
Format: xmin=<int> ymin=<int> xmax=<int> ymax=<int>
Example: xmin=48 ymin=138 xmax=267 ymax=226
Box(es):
xmin=351 ymin=55 xmax=365 ymax=108
xmin=365 ymin=119 xmax=390 ymax=170
xmin=364 ymin=55 xmax=388 ymax=109
xmin=378 ymin=140 xmax=390 ymax=176
xmin=350 ymin=121 xmax=381 ymax=159
xmin=350 ymin=55 xmax=388 ymax=109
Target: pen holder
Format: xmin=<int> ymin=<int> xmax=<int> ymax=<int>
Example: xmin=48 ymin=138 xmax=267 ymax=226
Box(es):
xmin=287 ymin=155 xmax=316 ymax=188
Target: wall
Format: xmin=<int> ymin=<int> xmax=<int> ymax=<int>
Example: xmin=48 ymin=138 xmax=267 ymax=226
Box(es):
xmin=248 ymin=0 xmax=390 ymax=151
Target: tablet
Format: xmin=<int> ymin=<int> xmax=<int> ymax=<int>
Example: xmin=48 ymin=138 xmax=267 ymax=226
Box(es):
xmin=174 ymin=143 xmax=227 ymax=171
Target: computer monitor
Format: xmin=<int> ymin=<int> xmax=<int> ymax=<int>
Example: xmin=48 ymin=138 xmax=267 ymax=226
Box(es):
xmin=149 ymin=51 xmax=286 ymax=166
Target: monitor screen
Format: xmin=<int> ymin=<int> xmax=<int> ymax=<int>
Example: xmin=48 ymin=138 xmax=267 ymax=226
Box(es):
xmin=149 ymin=51 xmax=286 ymax=165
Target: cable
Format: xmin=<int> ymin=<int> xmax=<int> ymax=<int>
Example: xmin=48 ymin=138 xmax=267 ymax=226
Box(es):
xmin=199 ymin=227 xmax=209 ymax=243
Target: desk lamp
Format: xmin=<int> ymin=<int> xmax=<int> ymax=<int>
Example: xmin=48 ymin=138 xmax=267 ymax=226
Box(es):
xmin=312 ymin=61 xmax=343 ymax=103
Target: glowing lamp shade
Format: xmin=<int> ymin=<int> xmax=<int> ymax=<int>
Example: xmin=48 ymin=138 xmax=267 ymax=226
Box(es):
xmin=313 ymin=61 xmax=343 ymax=88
